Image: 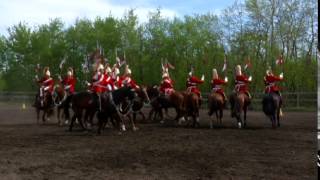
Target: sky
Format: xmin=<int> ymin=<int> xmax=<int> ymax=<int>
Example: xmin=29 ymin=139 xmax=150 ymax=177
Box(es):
xmin=0 ymin=0 xmax=236 ymax=37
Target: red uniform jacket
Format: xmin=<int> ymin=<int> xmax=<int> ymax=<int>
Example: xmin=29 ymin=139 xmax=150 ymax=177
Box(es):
xmin=91 ymin=72 xmax=105 ymax=93
xmin=61 ymin=76 xmax=76 ymax=94
xmin=264 ymin=75 xmax=282 ymax=93
xmin=211 ymin=78 xmax=227 ymax=96
xmin=186 ymin=76 xmax=204 ymax=97
xmin=235 ymin=75 xmax=250 ymax=93
xmin=38 ymin=76 xmax=54 ymax=94
xmin=160 ymin=77 xmax=174 ymax=95
xmin=119 ymin=75 xmax=139 ymax=90
xmin=103 ymin=74 xmax=115 ymax=92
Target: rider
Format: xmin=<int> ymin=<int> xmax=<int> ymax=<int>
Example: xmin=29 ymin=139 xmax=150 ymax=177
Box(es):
xmin=211 ymin=68 xmax=228 ymax=102
xmin=111 ymin=60 xmax=121 ymax=90
xmin=264 ymin=67 xmax=284 ymax=116
xmin=230 ymin=65 xmax=252 ymax=117
xmin=120 ymin=65 xmax=140 ymax=90
xmin=159 ymin=69 xmax=174 ymax=97
xmin=36 ymin=67 xmax=55 ymax=107
xmin=234 ymin=65 xmax=252 ymax=99
xmin=103 ymin=63 xmax=114 ymax=92
xmin=60 ymin=67 xmax=76 ymax=95
xmin=59 ymin=67 xmax=76 ymax=123
xmin=88 ymin=62 xmax=105 ymax=110
xmin=186 ymin=68 xmax=205 ymax=99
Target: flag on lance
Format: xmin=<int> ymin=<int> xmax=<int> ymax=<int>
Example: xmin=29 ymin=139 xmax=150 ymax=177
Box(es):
xmin=276 ymin=54 xmax=284 ymax=65
xmin=244 ymin=57 xmax=252 ymax=70
xmin=222 ymin=54 xmax=227 ymax=72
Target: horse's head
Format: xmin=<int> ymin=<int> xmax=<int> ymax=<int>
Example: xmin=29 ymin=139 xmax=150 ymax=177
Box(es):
xmin=146 ymin=84 xmax=160 ymax=100
xmin=53 ymin=84 xmax=66 ymax=105
xmin=135 ymin=85 xmax=151 ymax=104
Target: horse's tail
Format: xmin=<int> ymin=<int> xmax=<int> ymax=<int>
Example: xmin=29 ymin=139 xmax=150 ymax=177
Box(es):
xmin=208 ymin=94 xmax=218 ymax=116
xmin=234 ymin=95 xmax=243 ymax=118
xmin=262 ymin=94 xmax=276 ymax=116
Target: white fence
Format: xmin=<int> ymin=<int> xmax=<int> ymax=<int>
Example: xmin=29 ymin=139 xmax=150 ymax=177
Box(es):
xmin=0 ymin=91 xmax=316 ymax=110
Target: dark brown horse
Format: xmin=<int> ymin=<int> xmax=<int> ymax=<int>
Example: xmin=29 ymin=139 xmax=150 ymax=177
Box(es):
xmin=262 ymin=93 xmax=282 ymax=128
xmin=229 ymin=92 xmax=251 ymax=128
xmin=96 ymin=87 xmax=136 ymax=134
xmin=119 ymin=85 xmax=150 ymax=130
xmin=53 ymin=84 xmax=70 ymax=126
xmin=208 ymin=92 xmax=225 ymax=128
xmin=34 ymin=89 xmax=54 ymax=124
xmin=69 ymin=91 xmax=97 ymax=131
xmin=183 ymin=92 xmax=201 ymax=128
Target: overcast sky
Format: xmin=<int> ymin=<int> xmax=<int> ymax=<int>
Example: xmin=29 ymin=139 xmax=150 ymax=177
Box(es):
xmin=0 ymin=0 xmax=235 ymax=36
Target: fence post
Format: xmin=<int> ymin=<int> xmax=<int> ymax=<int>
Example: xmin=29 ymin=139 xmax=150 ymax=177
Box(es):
xmin=296 ymin=93 xmax=300 ymax=108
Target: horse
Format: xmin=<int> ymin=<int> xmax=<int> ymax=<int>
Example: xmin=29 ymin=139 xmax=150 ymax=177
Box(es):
xmin=68 ymin=91 xmax=97 ymax=131
xmin=229 ymin=92 xmax=251 ymax=128
xmin=34 ymin=89 xmax=54 ymax=124
xmin=262 ymin=93 xmax=282 ymax=128
xmin=53 ymin=84 xmax=72 ymax=126
xmin=119 ymin=85 xmax=150 ymax=130
xmin=183 ymin=91 xmax=201 ymax=128
xmin=147 ymin=86 xmax=185 ymax=125
xmin=208 ymin=92 xmax=225 ymax=128
xmin=146 ymin=85 xmax=163 ymax=122
xmin=96 ymin=86 xmax=136 ymax=134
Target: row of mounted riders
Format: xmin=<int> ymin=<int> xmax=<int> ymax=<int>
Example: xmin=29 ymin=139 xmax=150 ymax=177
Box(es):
xmin=34 ymin=63 xmax=284 ymax=134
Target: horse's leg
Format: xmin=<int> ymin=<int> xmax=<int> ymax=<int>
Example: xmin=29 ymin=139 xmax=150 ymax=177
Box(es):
xmin=130 ymin=113 xmax=138 ymax=131
xmin=243 ymin=107 xmax=247 ymax=128
xmin=36 ymin=108 xmax=40 ymax=124
xmin=277 ymin=106 xmax=281 ymax=127
xmin=219 ymin=108 xmax=223 ymax=125
xmin=64 ymin=103 xmax=70 ymax=124
xmin=97 ymin=113 xmax=103 ymax=135
xmin=69 ymin=114 xmax=76 ymax=132
xmin=42 ymin=110 xmax=46 ymax=123
xmin=215 ymin=111 xmax=219 ymax=125
xmin=57 ymin=107 xmax=62 ymax=126
xmin=210 ymin=113 xmax=214 ymax=129
xmin=139 ymin=111 xmax=146 ymax=122
xmin=148 ymin=108 xmax=154 ymax=121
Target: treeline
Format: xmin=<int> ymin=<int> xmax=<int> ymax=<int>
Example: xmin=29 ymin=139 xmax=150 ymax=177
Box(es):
xmin=0 ymin=0 xmax=317 ymax=93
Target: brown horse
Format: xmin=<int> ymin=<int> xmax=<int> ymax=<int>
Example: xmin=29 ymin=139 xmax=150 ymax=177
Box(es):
xmin=154 ymin=89 xmax=186 ymax=125
xmin=183 ymin=92 xmax=201 ymax=128
xmin=262 ymin=93 xmax=282 ymax=128
xmin=208 ymin=92 xmax=225 ymax=128
xmin=229 ymin=92 xmax=251 ymax=128
xmin=34 ymin=89 xmax=54 ymax=124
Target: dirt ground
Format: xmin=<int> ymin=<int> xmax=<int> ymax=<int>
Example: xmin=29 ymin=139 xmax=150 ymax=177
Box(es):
xmin=0 ymin=103 xmax=317 ymax=180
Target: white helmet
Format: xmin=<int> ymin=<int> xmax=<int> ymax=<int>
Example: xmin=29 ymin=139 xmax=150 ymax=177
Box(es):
xmin=97 ymin=63 xmax=104 ymax=71
xmin=46 ymin=70 xmax=51 ymax=77
xmin=235 ymin=65 xmax=242 ymax=76
xmin=105 ymin=66 xmax=112 ymax=73
xmin=212 ymin=68 xmax=218 ymax=79
xmin=162 ymin=72 xmax=169 ymax=78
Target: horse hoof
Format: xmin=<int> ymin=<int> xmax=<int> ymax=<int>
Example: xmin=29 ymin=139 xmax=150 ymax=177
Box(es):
xmin=237 ymin=122 xmax=242 ymax=129
xmin=121 ymin=125 xmax=126 ymax=131
xmin=65 ymin=120 xmax=69 ymax=125
xmin=160 ymin=120 xmax=164 ymax=124
xmin=133 ymin=127 xmax=139 ymax=131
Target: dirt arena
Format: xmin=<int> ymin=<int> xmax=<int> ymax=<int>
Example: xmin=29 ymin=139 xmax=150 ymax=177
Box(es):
xmin=0 ymin=103 xmax=316 ymax=179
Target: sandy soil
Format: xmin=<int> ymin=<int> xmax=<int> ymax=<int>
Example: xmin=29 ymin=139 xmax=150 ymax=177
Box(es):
xmin=0 ymin=103 xmax=317 ymax=179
